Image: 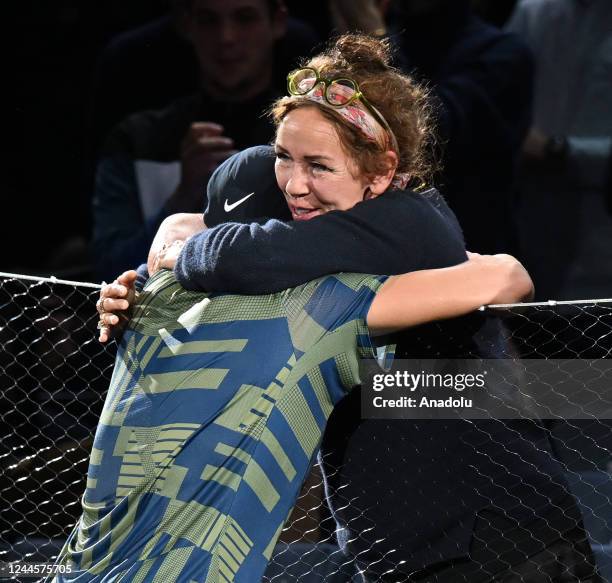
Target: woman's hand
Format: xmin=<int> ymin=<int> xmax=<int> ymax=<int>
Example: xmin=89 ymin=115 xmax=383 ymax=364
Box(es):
xmin=97 ymin=270 xmax=138 ymax=343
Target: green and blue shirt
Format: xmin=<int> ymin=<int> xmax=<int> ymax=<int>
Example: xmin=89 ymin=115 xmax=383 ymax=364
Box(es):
xmin=53 ymin=269 xmax=387 ymax=582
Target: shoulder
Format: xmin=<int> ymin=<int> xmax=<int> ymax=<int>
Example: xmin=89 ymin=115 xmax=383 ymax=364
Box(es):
xmin=282 ymin=274 xmax=385 ymax=318
xmin=317 ymin=188 xmax=465 ymax=267
xmin=277 ymin=275 xmax=382 ymax=360
xmin=330 ymin=273 xmax=388 ymax=294
xmin=130 ymin=270 xmax=187 ymax=331
xmin=357 ymin=188 xmax=463 ymax=235
xmin=100 ymin=95 xmax=200 ymax=159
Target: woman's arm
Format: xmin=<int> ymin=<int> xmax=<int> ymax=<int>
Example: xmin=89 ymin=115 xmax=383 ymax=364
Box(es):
xmin=366 ymin=253 xmax=533 ymax=333
xmin=176 ymin=191 xmax=465 ymax=293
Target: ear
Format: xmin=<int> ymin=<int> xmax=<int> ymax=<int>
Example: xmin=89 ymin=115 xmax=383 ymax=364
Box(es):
xmin=272 ymin=1 xmax=288 ymax=40
xmin=364 ymin=150 xmax=399 ymax=198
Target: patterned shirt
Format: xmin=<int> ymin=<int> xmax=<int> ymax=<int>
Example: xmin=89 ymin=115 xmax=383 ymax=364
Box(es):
xmin=52 ymin=269 xmax=386 ymax=582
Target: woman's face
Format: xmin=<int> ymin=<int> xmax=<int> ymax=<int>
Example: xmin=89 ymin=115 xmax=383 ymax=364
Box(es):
xmin=274 ymin=107 xmax=374 ymax=221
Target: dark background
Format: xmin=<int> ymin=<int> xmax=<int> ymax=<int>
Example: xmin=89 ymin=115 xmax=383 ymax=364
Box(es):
xmin=5 ymin=0 xmax=517 ymax=279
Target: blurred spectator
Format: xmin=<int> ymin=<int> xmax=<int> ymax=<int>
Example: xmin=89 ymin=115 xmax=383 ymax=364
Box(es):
xmin=91 ymin=0 xmax=318 ymax=282
xmin=385 ymin=0 xmax=534 ymax=256
xmin=90 ymin=0 xmax=319 ymax=157
xmin=506 ymin=0 xmax=612 ymax=301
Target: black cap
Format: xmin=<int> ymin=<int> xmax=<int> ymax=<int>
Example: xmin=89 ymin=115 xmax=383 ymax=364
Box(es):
xmin=204 ymin=145 xmax=291 ymax=227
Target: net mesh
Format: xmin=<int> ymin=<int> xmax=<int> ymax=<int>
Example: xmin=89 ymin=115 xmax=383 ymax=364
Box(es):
xmin=1 ymin=274 xmax=611 ymax=582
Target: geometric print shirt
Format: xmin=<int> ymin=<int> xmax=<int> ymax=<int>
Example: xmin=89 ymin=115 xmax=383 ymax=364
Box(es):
xmin=52 ymin=269 xmax=387 ymax=582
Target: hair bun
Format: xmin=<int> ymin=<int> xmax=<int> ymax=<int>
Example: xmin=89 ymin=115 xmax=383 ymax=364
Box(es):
xmin=332 ymin=34 xmax=391 ymax=71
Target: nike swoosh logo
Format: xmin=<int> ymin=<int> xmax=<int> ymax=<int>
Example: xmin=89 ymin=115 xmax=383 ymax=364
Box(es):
xmin=224 ymin=192 xmax=255 ymax=212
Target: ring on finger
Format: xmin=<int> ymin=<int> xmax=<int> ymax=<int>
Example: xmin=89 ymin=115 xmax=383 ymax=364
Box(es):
xmin=97 ymin=319 xmax=106 ymax=330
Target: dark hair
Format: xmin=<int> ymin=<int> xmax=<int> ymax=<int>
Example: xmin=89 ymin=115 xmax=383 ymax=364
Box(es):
xmin=270 ymin=34 xmax=439 ymax=189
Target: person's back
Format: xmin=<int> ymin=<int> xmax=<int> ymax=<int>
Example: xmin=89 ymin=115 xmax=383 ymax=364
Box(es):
xmin=53 ymin=269 xmax=386 ymax=582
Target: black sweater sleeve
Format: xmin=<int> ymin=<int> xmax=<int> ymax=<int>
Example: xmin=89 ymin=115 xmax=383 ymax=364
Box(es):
xmin=175 ymin=190 xmax=467 ymax=294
